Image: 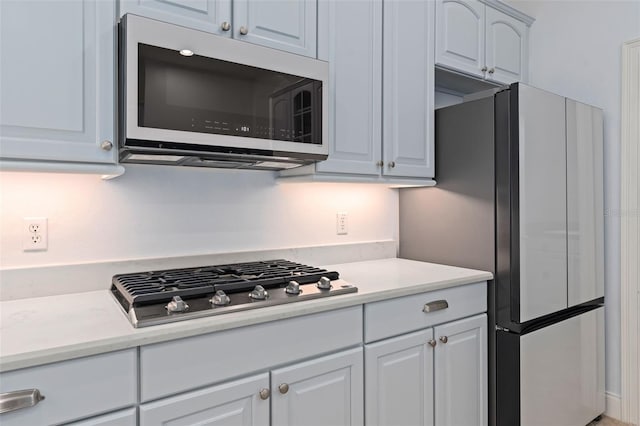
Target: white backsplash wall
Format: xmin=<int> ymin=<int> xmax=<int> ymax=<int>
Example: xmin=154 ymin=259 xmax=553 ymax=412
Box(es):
xmin=0 ymin=165 xmax=399 ymax=269
xmin=508 ymin=0 xmax=640 ymax=400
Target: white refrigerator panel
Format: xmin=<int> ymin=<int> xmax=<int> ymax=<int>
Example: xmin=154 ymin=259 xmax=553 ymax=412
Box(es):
xmin=520 ymin=307 xmax=605 ymax=426
xmin=518 ymin=85 xmax=568 ymax=322
xmin=566 ymin=100 xmax=605 ymax=306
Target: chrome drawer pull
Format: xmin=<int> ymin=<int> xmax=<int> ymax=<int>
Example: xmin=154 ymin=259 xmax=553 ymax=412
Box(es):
xmin=423 ymin=300 xmax=449 ymax=313
xmin=0 ymin=389 xmax=45 ymax=414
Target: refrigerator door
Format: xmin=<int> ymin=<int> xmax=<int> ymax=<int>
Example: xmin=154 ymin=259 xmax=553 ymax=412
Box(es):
xmin=517 ymin=84 xmax=568 ymax=322
xmin=520 ymin=306 xmax=605 ymax=426
xmin=566 ymin=100 xmax=605 ymax=306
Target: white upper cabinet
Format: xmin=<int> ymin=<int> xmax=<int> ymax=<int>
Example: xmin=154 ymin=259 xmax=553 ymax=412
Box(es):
xmin=0 ymin=0 xmax=117 ymax=166
xmin=118 ymin=0 xmax=233 ymax=36
xmin=435 ymin=0 xmax=532 ymax=84
xmin=485 ymin=6 xmax=528 ymax=84
xmin=119 ymin=0 xmax=316 ymax=57
xmin=234 ymin=0 xmax=316 ymax=57
xmin=382 ymin=0 xmax=435 ymax=179
xmin=435 ymin=0 xmax=485 ymax=78
xmin=315 ymin=0 xmax=382 ymax=176
xmin=280 ymin=0 xmax=435 ymax=183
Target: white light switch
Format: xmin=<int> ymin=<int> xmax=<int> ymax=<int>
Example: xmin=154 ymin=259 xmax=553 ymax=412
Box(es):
xmin=336 ymin=212 xmax=348 ymax=235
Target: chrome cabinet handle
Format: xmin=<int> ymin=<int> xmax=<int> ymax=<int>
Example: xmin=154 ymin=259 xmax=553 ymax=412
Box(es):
xmin=428 ymin=339 xmax=437 ymax=348
xmin=279 ymin=383 xmax=289 ymax=394
xmin=259 ymin=388 xmax=270 ymax=400
xmin=100 ymin=140 xmax=113 ymax=151
xmin=239 ymin=26 xmax=249 ymax=35
xmin=376 ymin=161 xmax=384 ymax=167
xmin=481 ymin=66 xmax=488 ymax=72
xmin=0 ymin=389 xmax=45 ymax=414
xmin=423 ymin=300 xmax=449 ymax=313
xmin=440 ymin=336 xmax=449 ymax=344
xmin=488 ymin=68 xmax=495 ymax=74
xmin=221 ymin=21 xmax=231 ymax=31
xmin=388 ymin=161 xmax=396 ymax=168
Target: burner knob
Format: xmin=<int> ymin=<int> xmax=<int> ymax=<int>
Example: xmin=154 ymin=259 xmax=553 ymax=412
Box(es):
xmin=285 ymin=280 xmax=301 ymax=295
xmin=211 ymin=290 xmax=231 ymax=306
xmin=317 ymin=276 xmax=332 ymax=290
xmin=249 ymin=285 xmax=268 ymax=300
xmin=166 ymin=296 xmax=189 ymax=313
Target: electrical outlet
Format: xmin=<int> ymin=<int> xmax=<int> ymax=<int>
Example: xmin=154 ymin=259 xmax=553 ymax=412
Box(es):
xmin=23 ymin=217 xmax=47 ymax=251
xmin=336 ymin=212 xmax=348 ymax=235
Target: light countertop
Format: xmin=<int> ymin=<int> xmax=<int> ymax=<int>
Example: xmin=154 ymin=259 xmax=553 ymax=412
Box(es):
xmin=0 ymin=258 xmax=492 ymax=373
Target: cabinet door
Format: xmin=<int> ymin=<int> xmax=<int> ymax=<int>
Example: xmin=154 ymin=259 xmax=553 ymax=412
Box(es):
xmin=0 ymin=0 xmax=116 ymax=165
xmin=485 ymin=7 xmax=528 ymax=84
xmin=233 ymin=0 xmax=316 ymax=57
xmin=119 ymin=0 xmax=232 ymax=36
xmin=139 ymin=373 xmax=269 ymax=426
xmin=271 ymin=348 xmax=363 ymax=426
xmin=365 ymin=330 xmax=434 ymax=426
xmin=435 ymin=0 xmax=485 ymax=78
xmin=316 ymin=0 xmax=382 ymax=176
xmin=67 ymin=407 xmax=136 ymax=426
xmin=382 ymin=0 xmax=435 ymax=178
xmin=566 ymin=100 xmax=604 ymax=306
xmin=434 ymin=314 xmax=488 ymax=426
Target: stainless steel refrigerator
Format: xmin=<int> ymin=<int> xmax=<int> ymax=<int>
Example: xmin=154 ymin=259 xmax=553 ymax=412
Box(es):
xmin=399 ymin=83 xmax=605 ymax=426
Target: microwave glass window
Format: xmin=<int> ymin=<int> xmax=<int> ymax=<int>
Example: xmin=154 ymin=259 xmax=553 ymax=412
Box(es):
xmin=137 ymin=44 xmax=322 ymax=144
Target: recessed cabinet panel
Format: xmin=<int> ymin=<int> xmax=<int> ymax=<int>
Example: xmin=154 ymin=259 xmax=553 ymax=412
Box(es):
xmin=0 ymin=0 xmax=116 ymax=164
xmin=139 ymin=373 xmax=269 ymax=426
xmin=434 ymin=314 xmax=488 ymax=426
xmin=365 ymin=330 xmax=434 ymax=426
xmin=315 ymin=0 xmax=382 ymax=176
xmin=119 ymin=0 xmax=232 ymax=36
xmin=271 ymin=348 xmax=363 ymax=426
xmin=1 ymin=2 xmax=82 ymax=131
xmin=383 ymin=0 xmax=435 ymax=178
xmin=566 ymin=100 xmax=604 ymax=306
xmin=234 ymin=0 xmax=316 ymax=57
xmin=435 ymin=0 xmax=485 ymax=77
xmin=518 ymin=85 xmax=568 ymax=322
xmin=485 ymin=7 xmax=527 ymax=84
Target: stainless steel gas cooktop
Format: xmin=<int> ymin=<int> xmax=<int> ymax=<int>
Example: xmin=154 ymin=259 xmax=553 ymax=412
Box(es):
xmin=111 ymin=259 xmax=357 ymax=328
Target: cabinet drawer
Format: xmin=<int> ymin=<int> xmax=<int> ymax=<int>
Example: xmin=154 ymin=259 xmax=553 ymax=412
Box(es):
xmin=0 ymin=349 xmax=137 ymax=426
xmin=364 ymin=282 xmax=486 ymax=342
xmin=141 ymin=306 xmax=363 ymax=402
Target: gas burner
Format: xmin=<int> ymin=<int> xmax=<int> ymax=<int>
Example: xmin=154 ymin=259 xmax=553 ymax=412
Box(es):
xmin=110 ymin=259 xmax=357 ymax=328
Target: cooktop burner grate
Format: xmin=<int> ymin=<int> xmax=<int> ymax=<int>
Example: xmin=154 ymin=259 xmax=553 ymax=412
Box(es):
xmin=112 ymin=259 xmax=340 ymax=309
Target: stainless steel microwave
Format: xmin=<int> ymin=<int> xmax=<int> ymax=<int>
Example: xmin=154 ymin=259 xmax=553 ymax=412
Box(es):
xmin=119 ymin=14 xmax=329 ymax=170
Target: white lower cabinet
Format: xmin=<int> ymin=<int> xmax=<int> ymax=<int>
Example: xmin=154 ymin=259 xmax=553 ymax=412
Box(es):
xmin=364 ymin=289 xmax=487 ymax=426
xmin=434 ymin=314 xmax=488 ymax=426
xmin=68 ymin=407 xmax=137 ymax=426
xmin=0 ymin=350 xmax=137 ymax=426
xmin=140 ymin=348 xmax=363 ymax=426
xmin=140 ymin=373 xmax=270 ymax=426
xmin=271 ymin=348 xmax=363 ymax=426
xmin=365 ymin=330 xmax=434 ymax=426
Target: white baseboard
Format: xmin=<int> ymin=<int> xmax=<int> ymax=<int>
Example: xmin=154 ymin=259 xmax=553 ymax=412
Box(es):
xmin=605 ymin=392 xmax=622 ymax=421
